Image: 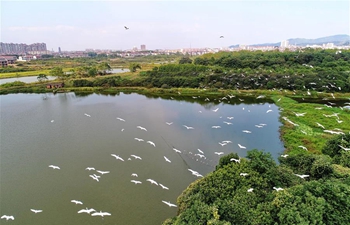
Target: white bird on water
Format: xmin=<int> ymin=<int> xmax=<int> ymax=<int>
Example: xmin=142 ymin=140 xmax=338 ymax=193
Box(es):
xmin=51 ymin=120 xmax=54 ymax=123
xmin=266 ymin=109 xmax=273 ymax=113
xmin=164 ymin=156 xmax=171 ymax=163
xmin=30 ymin=209 xmax=43 ymax=214
xmin=223 ymin=121 xmax=232 ymax=125
xmin=111 ymin=154 xmax=125 ymax=161
xmin=78 ymin=208 xmax=95 ymax=214
xmin=91 ymin=211 xmax=111 ymax=217
xmin=183 ymin=125 xmax=194 ymax=130
xmin=131 ymin=180 xmax=142 ymax=184
xmin=137 ymin=126 xmax=147 ymax=131
xmin=131 ymin=155 xmax=142 ymax=160
xmin=238 ymin=144 xmax=246 ymax=149
xmin=147 ymin=141 xmax=156 ymax=147
xmin=273 ymin=187 xmax=284 ymax=191
xmin=162 ymin=201 xmax=177 ymax=207
xmin=146 ymin=179 xmax=158 ymax=185
xmin=1 ymin=215 xmax=14 ymax=220
xmin=49 ymin=165 xmax=60 ymax=170
xmin=71 ymin=200 xmax=83 ymax=205
xmin=159 ymin=183 xmax=169 ymax=190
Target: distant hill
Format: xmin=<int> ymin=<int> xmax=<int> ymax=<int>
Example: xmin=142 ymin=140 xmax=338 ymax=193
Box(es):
xmin=229 ymin=34 xmax=350 ymax=48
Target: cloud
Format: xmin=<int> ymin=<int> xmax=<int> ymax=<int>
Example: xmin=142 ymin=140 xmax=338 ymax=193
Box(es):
xmin=8 ymin=25 xmax=76 ymax=32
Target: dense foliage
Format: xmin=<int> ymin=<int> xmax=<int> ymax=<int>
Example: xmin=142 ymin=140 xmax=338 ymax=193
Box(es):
xmin=163 ymin=134 xmax=350 ymax=225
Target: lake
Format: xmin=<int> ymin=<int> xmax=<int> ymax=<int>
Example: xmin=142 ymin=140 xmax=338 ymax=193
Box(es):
xmin=0 ymin=92 xmax=284 ymax=225
xmin=0 ymin=76 xmax=56 ymax=85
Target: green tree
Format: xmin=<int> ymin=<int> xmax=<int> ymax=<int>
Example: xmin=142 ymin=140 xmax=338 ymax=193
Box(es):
xmin=179 ymin=56 xmax=193 ymax=64
xmin=49 ymin=67 xmax=65 ymax=82
xmin=129 ymin=63 xmax=141 ymax=72
xmin=97 ymin=62 xmax=112 ymax=75
xmin=37 ymin=74 xmax=48 ymax=82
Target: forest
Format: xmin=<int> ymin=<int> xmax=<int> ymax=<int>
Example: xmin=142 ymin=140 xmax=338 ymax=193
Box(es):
xmin=163 ymin=134 xmax=350 ymax=225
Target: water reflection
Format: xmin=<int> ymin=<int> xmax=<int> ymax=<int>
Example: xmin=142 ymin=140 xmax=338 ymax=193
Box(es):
xmin=0 ymin=92 xmax=283 ymax=225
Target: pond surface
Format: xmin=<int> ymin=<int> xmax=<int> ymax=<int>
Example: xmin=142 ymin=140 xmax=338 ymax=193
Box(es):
xmin=0 ymin=76 xmax=56 ymax=85
xmin=0 ymin=92 xmax=283 ymax=225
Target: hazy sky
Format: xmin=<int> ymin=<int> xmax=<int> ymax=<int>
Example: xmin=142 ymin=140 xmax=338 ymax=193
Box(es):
xmin=1 ymin=0 xmax=349 ymax=51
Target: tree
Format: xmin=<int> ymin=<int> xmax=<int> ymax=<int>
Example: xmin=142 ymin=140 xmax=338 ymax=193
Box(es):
xmin=37 ymin=74 xmax=48 ymax=82
xmin=129 ymin=63 xmax=141 ymax=72
xmin=97 ymin=62 xmax=112 ymax=75
xmin=179 ymin=56 xmax=193 ymax=64
xmin=49 ymin=67 xmax=65 ymax=82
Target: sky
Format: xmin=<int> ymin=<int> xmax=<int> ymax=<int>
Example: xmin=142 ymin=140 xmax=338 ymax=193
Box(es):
xmin=1 ymin=0 xmax=349 ymax=51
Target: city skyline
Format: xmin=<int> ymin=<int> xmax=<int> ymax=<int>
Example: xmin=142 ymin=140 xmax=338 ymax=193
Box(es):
xmin=1 ymin=1 xmax=349 ymax=51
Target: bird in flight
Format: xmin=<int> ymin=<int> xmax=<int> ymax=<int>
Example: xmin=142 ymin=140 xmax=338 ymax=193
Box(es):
xmin=30 ymin=209 xmax=43 ymax=214
xmin=111 ymin=154 xmax=125 ymax=161
xmin=1 ymin=215 xmax=14 ymax=220
xmin=159 ymin=183 xmax=169 ymax=190
xmin=294 ymin=174 xmax=310 ymax=179
xmin=137 ymin=126 xmax=147 ymax=131
xmin=162 ymin=200 xmax=177 ymax=207
xmin=240 ymin=173 xmax=248 ymax=176
xmin=230 ymin=158 xmax=240 ymax=163
xmin=183 ymin=125 xmax=194 ymax=130
xmin=71 ymin=200 xmax=83 ymax=205
xmin=214 ymin=152 xmax=224 ymax=156
xmin=124 ymin=26 xmax=129 ymax=30
xmin=164 ymin=156 xmax=171 ymax=163
xmin=131 ymin=155 xmax=142 ymax=160
xmin=91 ymin=211 xmax=111 ymax=217
xmin=338 ymin=145 xmax=350 ymax=151
xmin=173 ymin=148 xmax=181 ymax=153
xmin=96 ymin=170 xmax=110 ymax=175
xmin=116 ymin=117 xmax=125 ymax=122
xmin=273 ymin=187 xmax=284 ymax=191
xmin=166 ymin=122 xmax=173 ymax=125
xmin=131 ymin=180 xmax=142 ymax=184
xmin=49 ymin=165 xmax=60 ymax=170
xmin=85 ymin=167 xmax=95 ymax=171
xmin=219 ymin=36 xmax=224 ymax=38
xmin=147 ymin=141 xmax=156 ymax=147
xmin=134 ymin=138 xmax=144 ymax=142
xmin=146 ymin=179 xmax=158 ymax=185
xmin=247 ymin=188 xmax=254 ymax=192
xmin=78 ymin=208 xmax=96 ymax=214
xmin=238 ymin=144 xmax=246 ymax=149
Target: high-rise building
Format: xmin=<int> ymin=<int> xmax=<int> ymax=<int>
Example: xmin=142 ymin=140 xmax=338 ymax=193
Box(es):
xmin=280 ymin=40 xmax=289 ymax=48
xmin=0 ymin=42 xmax=47 ymax=54
xmin=58 ymin=47 xmax=62 ymax=53
xmin=141 ymin=44 xmax=146 ymax=51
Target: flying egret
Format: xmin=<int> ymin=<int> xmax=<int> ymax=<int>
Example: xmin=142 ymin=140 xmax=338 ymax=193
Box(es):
xmin=218 ymin=142 xmax=227 ymax=147
xmin=339 ymin=145 xmax=350 ymax=151
xmin=230 ymin=158 xmax=240 ymax=163
xmin=195 ymin=154 xmax=206 ymax=159
xmin=48 ymin=165 xmax=60 ymax=170
xmin=294 ymin=174 xmax=310 ymax=179
xmin=159 ymin=183 xmax=169 ymax=190
xmin=222 ymin=140 xmax=232 ymax=144
xmin=30 ymin=209 xmax=43 ymax=213
xmin=266 ymin=109 xmax=273 ymax=113
xmin=131 ymin=155 xmax=142 ymax=160
xmin=212 ymin=108 xmax=219 ymax=112
xmin=85 ymin=167 xmax=95 ymax=171
xmin=197 ymin=149 xmax=204 ymax=154
xmin=255 ymin=125 xmax=263 ymax=128
xmin=91 ymin=211 xmax=111 ymax=217
xmin=214 ymin=152 xmax=224 ymax=156
xmin=240 ymin=173 xmax=248 ymax=176
xmin=183 ymin=125 xmax=194 ymax=130
xmin=134 ymin=138 xmax=144 ymax=142
xmin=131 ymin=173 xmax=138 ymax=177
xmin=298 ymin=145 xmax=308 ymax=151
xmin=166 ymin=122 xmax=173 ymax=125
xmin=71 ymin=200 xmax=83 ymax=205
xmin=223 ymin=121 xmax=232 ymax=125
xmin=136 ymin=126 xmax=147 ymax=131
xmin=146 ymin=179 xmax=158 ymax=185
xmin=212 ymin=126 xmax=221 ymax=129
xmin=96 ymin=170 xmax=110 ymax=175
xmin=161 ymin=201 xmax=177 ymax=207
xmin=78 ymin=208 xmax=96 ymax=214
xmin=273 ymin=187 xmax=284 ymax=191
xmin=51 ymin=120 xmax=54 ymax=123
xmin=116 ymin=117 xmax=125 ymax=122
xmin=173 ymin=148 xmax=181 ymax=153
xmin=147 ymin=141 xmax=156 ymax=147
xmin=281 ymin=154 xmax=289 ymax=158
xmin=293 ymin=112 xmax=306 ymax=117
xmin=247 ymin=188 xmax=254 ymax=192
xmin=242 ymin=130 xmax=252 ymax=133
xmin=164 ymin=156 xmax=171 ymax=163
xmin=1 ymin=215 xmax=14 ymax=220
xmin=84 ymin=113 xmax=91 ymax=117
xmin=238 ymin=144 xmax=246 ymax=149
xmin=131 ymin=180 xmax=142 ymax=184
xmin=316 ymin=122 xmax=325 ymax=129
xmin=89 ymin=174 xmax=100 ymax=182
xmin=227 ymin=117 xmax=234 ymax=120
xmin=111 ymin=154 xmax=125 ymax=161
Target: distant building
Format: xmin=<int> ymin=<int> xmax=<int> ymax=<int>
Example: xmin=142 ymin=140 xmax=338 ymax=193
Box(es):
xmin=141 ymin=44 xmax=146 ymax=50
xmin=0 ymin=42 xmax=47 ymax=55
xmin=58 ymin=47 xmax=62 ymax=54
xmin=280 ymin=40 xmax=289 ymax=48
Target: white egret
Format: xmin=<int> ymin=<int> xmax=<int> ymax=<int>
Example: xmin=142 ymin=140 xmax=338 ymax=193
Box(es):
xmin=84 ymin=113 xmax=91 ymax=117
xmin=131 ymin=155 xmax=142 ymax=160
xmin=1 ymin=215 xmax=14 ymax=220
xmin=89 ymin=174 xmax=100 ymax=182
xmin=136 ymin=126 xmax=147 ymax=131
xmin=96 ymin=170 xmax=110 ymax=175
xmin=159 ymin=183 xmax=169 ymax=190
xmin=255 ymin=125 xmax=263 ymax=128
xmin=281 ymin=154 xmax=289 ymax=158
xmin=116 ymin=117 xmax=125 ymax=122
xmin=147 ymin=141 xmax=156 ymax=147
xmin=173 ymin=148 xmax=181 ymax=153
xmin=161 ymin=201 xmax=177 ymax=207
xmin=131 ymin=180 xmax=142 ymax=184
xmin=223 ymin=121 xmax=232 ymax=125
xmin=266 ymin=109 xmax=273 ymax=113
xmin=166 ymin=122 xmax=173 ymax=125
xmin=222 ymin=140 xmax=232 ymax=144
xmin=294 ymin=174 xmax=310 ymax=179
xmin=183 ymin=125 xmax=194 ymax=130
xmin=146 ymin=179 xmax=158 ymax=185
xmin=71 ymin=200 xmax=83 ymax=205
xmin=230 ymin=158 xmax=240 ymax=163
xmin=78 ymin=208 xmax=95 ymax=214
xmin=131 ymin=173 xmax=138 ymax=177
xmin=273 ymin=187 xmax=284 ymax=191
xmin=339 ymin=145 xmax=350 ymax=151
xmin=316 ymin=122 xmax=325 ymax=129
xmin=30 ymin=209 xmax=43 ymax=213
xmin=111 ymin=154 xmax=124 ymax=161
xmin=91 ymin=211 xmax=111 ymax=217
xmin=247 ymin=188 xmax=254 ymax=192
xmin=227 ymin=117 xmax=234 ymax=120
xmin=48 ymin=165 xmax=60 ymax=170
xmin=218 ymin=142 xmax=227 ymax=147
xmin=214 ymin=152 xmax=224 ymax=156
xmin=238 ymin=144 xmax=246 ymax=149
xmin=195 ymin=154 xmax=206 ymax=159
xmin=134 ymin=138 xmax=144 ymax=142
xmin=242 ymin=130 xmax=252 ymax=133
xmin=197 ymin=149 xmax=204 ymax=154
xmin=211 ymin=126 xmax=221 ymax=129
xmin=164 ymin=156 xmax=171 ymax=163
xmin=240 ymin=173 xmax=248 ymax=176
xmin=51 ymin=120 xmax=54 ymax=123
xmin=85 ymin=167 xmax=95 ymax=171
xmin=212 ymin=108 xmax=219 ymax=112
xmin=298 ymin=145 xmax=308 ymax=151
